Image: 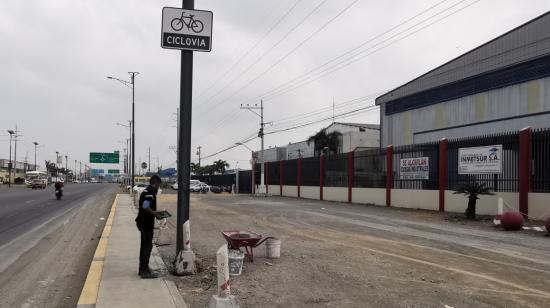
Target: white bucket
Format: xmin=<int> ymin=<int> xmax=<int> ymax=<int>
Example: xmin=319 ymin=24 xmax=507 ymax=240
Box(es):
xmin=266 ymin=238 xmax=281 ymax=259
xmin=228 ymin=249 xmax=245 ymax=276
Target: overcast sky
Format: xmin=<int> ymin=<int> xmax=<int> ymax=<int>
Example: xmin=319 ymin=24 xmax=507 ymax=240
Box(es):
xmin=1 ymin=0 xmax=549 ymax=173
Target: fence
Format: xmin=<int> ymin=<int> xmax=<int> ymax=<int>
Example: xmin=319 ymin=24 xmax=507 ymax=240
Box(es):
xmin=244 ymin=126 xmax=550 ymax=219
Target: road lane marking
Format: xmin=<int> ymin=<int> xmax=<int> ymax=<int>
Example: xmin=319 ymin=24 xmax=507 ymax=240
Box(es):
xmin=77 ymin=194 xmax=118 ymax=307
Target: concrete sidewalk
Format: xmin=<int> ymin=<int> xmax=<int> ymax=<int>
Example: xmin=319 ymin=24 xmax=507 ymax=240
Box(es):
xmin=78 ymin=194 xmax=186 ymax=308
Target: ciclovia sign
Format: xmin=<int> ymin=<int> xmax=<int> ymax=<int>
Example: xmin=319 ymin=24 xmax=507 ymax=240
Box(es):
xmin=161 ymin=7 xmax=213 ymax=52
xmin=458 ymin=145 xmax=502 ymax=174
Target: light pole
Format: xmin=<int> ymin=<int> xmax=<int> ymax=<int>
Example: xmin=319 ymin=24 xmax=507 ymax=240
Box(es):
xmin=79 ymin=161 xmax=82 ymax=182
xmin=65 ymin=155 xmax=68 ymax=181
xmin=7 ymin=130 xmax=15 ymax=187
xmin=236 ymin=142 xmax=255 ymax=193
xmin=108 ymin=73 xmax=138 ymax=190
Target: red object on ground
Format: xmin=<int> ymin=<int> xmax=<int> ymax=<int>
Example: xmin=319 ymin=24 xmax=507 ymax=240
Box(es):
xmin=545 ymin=217 xmax=550 ymax=233
xmin=221 ymin=230 xmax=274 ymax=262
xmin=501 ymin=212 xmax=524 ymax=231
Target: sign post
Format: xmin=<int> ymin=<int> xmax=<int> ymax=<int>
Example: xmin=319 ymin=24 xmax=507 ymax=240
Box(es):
xmin=161 ymin=1 xmax=212 ymax=276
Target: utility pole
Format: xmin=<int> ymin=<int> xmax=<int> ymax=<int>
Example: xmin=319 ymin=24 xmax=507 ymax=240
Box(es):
xmin=80 ymin=161 xmax=82 ymax=182
xmin=196 ymin=146 xmax=201 ymax=166
xmin=65 ymin=155 xmax=68 ymax=181
xmin=13 ymin=125 xmax=18 ymax=183
xmin=332 ymin=97 xmax=335 ymax=124
xmin=74 ymin=160 xmax=77 ymax=181
xmin=33 ymin=142 xmax=39 ymax=171
xmin=148 ymin=147 xmax=151 ymax=173
xmin=7 ymin=130 xmax=14 ymax=187
xmin=174 ymin=0 xmax=197 ymax=276
xmin=130 ymin=73 xmax=138 ymax=190
xmin=241 ymin=100 xmax=268 ymax=193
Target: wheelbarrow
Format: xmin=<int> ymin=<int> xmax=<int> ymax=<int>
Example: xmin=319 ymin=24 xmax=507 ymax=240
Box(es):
xmin=221 ymin=230 xmax=273 ymax=262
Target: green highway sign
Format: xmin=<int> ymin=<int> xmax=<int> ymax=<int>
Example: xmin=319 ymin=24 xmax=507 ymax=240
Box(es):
xmin=108 ymin=169 xmax=120 ymax=174
xmin=90 ymin=152 xmax=120 ymax=164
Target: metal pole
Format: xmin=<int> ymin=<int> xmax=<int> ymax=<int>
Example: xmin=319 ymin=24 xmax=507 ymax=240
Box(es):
xmin=148 ymin=146 xmax=151 ymax=173
xmin=130 ymin=73 xmax=136 ymax=190
xmin=175 ymin=0 xmax=196 ymax=275
xmin=8 ymin=133 xmax=12 ymax=187
xmin=65 ymin=155 xmax=68 ymax=181
xmin=13 ymin=126 xmax=17 ymax=183
xmin=80 ymin=161 xmax=82 ymax=181
xmin=34 ymin=143 xmax=37 ymax=171
xmin=260 ymin=100 xmax=265 ymax=189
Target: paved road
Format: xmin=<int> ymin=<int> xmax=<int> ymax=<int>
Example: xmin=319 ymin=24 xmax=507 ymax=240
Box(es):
xmin=0 ymin=183 xmax=112 ymax=248
xmin=0 ymin=183 xmax=118 ymax=308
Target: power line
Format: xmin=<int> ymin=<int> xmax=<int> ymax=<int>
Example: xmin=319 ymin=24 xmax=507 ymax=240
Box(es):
xmin=193 ymin=0 xmax=325 ymax=118
xmin=241 ymin=0 xmax=475 ymax=104
xmin=194 ymin=0 xmax=358 ymax=120
xmin=193 ymin=0 xmax=300 ymax=101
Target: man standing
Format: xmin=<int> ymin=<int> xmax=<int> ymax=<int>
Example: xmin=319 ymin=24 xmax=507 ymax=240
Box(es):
xmin=135 ymin=175 xmax=164 ymax=278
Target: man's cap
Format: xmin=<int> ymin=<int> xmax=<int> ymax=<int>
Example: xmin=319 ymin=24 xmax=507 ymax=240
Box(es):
xmin=149 ymin=174 xmax=162 ymax=184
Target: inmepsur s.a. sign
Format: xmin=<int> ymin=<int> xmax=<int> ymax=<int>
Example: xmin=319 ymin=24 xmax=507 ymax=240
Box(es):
xmin=458 ymin=145 xmax=502 ymax=174
xmin=161 ymin=7 xmax=213 ymax=52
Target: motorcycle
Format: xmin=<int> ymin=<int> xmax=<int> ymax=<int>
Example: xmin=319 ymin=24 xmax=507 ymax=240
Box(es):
xmin=55 ymin=189 xmax=63 ymax=200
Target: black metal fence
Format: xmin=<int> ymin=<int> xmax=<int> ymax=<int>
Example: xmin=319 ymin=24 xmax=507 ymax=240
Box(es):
xmin=533 ymin=128 xmax=550 ymax=193
xmin=324 ymin=153 xmax=348 ymax=187
xmin=354 ymin=148 xmax=386 ymax=188
xmin=392 ymin=142 xmax=439 ymax=190
xmin=301 ymin=156 xmax=319 ymax=186
xmin=447 ymin=132 xmax=519 ymax=192
xmin=284 ymin=159 xmax=298 ymax=185
xmin=267 ymin=161 xmax=280 ymax=185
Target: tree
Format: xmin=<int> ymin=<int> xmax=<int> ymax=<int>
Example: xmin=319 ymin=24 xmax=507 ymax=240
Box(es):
xmin=453 ymin=183 xmax=495 ymax=219
xmin=45 ymin=160 xmax=57 ymax=177
xmin=213 ymin=160 xmax=229 ymax=174
xmin=307 ymin=129 xmax=342 ymax=156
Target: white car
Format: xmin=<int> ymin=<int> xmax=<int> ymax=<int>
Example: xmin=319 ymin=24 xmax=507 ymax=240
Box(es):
xmin=132 ymin=183 xmax=148 ymax=194
xmin=171 ymin=182 xmax=178 ymax=190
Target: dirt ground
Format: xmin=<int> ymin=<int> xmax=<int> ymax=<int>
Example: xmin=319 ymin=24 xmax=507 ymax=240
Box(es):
xmin=156 ymin=193 xmax=550 ymax=308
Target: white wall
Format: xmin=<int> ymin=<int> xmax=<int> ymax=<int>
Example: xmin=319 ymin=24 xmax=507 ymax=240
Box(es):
xmin=444 ymin=191 xmax=519 ymax=216
xmin=352 ymin=188 xmax=386 ymax=206
xmin=323 ymin=187 xmax=348 ymax=202
xmin=301 ymin=186 xmax=319 ymax=200
xmin=528 ymin=193 xmax=550 ymax=220
xmin=267 ymin=185 xmax=280 ymax=196
xmin=391 ymin=189 xmax=439 ymax=211
xmin=282 ymin=185 xmax=298 ymax=197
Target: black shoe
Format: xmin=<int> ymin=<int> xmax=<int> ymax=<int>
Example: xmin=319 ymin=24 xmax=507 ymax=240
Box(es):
xmin=139 ymin=269 xmax=158 ymax=279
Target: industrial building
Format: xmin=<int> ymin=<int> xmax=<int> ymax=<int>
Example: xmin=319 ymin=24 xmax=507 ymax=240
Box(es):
xmin=255 ymin=122 xmax=380 ymax=162
xmin=376 ymin=12 xmax=550 ymax=146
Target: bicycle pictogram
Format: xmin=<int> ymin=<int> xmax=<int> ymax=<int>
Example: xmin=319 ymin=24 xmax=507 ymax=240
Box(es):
xmin=171 ymin=12 xmax=204 ymax=33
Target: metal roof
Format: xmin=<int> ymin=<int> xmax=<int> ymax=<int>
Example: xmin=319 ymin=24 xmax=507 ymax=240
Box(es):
xmin=376 ymin=11 xmax=550 ymax=105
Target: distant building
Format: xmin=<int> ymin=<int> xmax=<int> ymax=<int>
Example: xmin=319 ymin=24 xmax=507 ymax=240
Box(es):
xmin=376 ymin=12 xmax=550 ymax=146
xmin=253 ymin=122 xmax=380 ymax=162
xmin=0 ymin=159 xmax=38 ymax=183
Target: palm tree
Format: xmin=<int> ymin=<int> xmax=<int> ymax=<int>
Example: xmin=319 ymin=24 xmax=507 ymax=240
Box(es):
xmin=453 ymin=183 xmax=495 ymax=219
xmin=307 ymin=130 xmax=342 ymax=156
xmin=213 ymin=160 xmax=229 ymax=174
xmin=45 ymin=160 xmax=57 ymax=177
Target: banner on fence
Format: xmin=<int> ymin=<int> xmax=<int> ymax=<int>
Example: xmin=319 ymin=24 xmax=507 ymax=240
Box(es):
xmin=399 ymin=157 xmax=429 ymax=180
xmin=458 ymin=145 xmax=502 ymax=174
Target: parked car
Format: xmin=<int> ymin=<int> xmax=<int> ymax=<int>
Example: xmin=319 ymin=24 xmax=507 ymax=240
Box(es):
xmin=171 ymin=182 xmax=178 ymax=190
xmin=132 ymin=182 xmax=148 ymax=194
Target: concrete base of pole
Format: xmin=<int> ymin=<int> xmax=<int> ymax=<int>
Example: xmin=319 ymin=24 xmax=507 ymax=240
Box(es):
xmin=256 ymin=185 xmax=266 ymax=194
xmin=208 ymin=295 xmax=239 ymax=308
xmin=174 ymin=249 xmax=197 ymax=276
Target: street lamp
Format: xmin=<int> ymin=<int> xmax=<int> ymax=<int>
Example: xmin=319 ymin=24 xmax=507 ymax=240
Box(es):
xmin=108 ymin=73 xmax=139 ymax=190
xmin=7 ymin=130 xmax=15 ymax=187
xmin=117 ymin=122 xmax=131 ymax=180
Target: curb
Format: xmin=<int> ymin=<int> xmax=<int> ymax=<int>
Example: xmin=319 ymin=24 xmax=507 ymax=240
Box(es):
xmin=76 ymin=194 xmax=119 ymax=308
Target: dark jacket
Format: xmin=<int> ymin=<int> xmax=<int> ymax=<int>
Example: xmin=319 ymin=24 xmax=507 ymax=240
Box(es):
xmin=136 ymin=185 xmax=157 ymax=229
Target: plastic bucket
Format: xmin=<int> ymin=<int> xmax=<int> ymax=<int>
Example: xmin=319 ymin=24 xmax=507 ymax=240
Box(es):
xmin=228 ymin=249 xmax=245 ymax=276
xmin=266 ymin=238 xmax=281 ymax=259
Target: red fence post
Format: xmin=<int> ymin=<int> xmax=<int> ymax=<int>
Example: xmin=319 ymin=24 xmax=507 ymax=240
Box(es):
xmin=519 ymin=127 xmax=532 ymax=218
xmin=264 ymin=161 xmax=269 ymax=194
xmin=347 ymin=152 xmax=354 ymax=203
xmin=280 ymin=160 xmax=284 ymax=196
xmin=320 ymin=155 xmax=324 ymax=201
xmin=439 ymin=138 xmax=448 ymax=212
xmin=386 ymin=145 xmax=393 ymax=207
xmin=297 ymin=158 xmax=302 ymax=198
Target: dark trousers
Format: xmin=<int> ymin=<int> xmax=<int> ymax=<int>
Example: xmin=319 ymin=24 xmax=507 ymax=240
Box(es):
xmin=139 ymin=228 xmax=154 ymax=273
